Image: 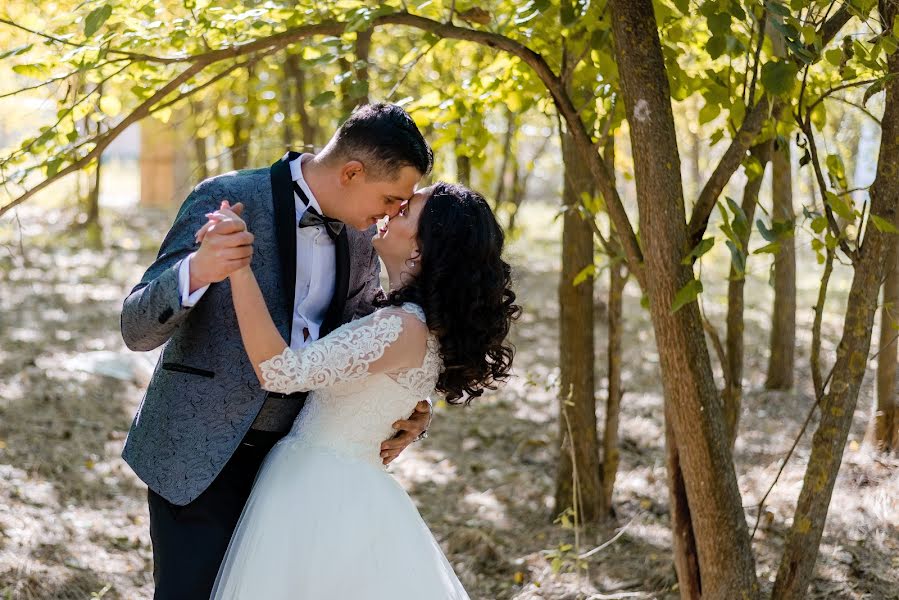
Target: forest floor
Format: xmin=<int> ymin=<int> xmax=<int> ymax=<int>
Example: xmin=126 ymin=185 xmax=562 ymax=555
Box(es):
xmin=0 ymin=201 xmax=897 ymax=600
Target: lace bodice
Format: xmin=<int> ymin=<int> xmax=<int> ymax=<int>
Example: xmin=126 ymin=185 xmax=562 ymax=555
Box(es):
xmin=258 ymin=303 xmax=441 ymax=467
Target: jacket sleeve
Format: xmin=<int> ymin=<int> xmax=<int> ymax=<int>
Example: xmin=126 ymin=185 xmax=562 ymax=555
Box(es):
xmin=120 ymin=181 xmax=224 ymax=351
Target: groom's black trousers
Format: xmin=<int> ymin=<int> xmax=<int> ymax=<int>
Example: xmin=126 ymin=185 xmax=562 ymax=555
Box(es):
xmin=147 ymin=429 xmax=285 ymax=600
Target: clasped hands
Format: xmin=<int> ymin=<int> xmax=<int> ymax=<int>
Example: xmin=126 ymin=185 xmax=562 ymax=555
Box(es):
xmin=192 ymin=201 xmax=431 ymax=465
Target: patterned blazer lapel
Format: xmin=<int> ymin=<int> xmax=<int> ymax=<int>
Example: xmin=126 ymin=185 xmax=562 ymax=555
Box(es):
xmin=270 ymin=152 xmax=300 ymax=344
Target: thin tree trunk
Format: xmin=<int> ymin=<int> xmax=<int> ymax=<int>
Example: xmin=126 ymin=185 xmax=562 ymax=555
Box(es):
xmin=555 ymin=130 xmax=602 ymax=525
xmin=772 ymin=5 xmax=899 ymax=593
xmin=766 ymin=135 xmax=797 ymax=390
xmin=724 ymin=143 xmax=771 ymax=444
xmin=494 ymin=108 xmax=516 ymax=208
xmin=602 ymin=136 xmax=625 ymax=518
xmin=286 ymin=54 xmax=317 ymax=149
xmin=355 ymin=30 xmax=371 ymax=106
xmin=84 ymin=155 xmax=102 ymax=248
xmin=766 ymin=6 xmax=797 ymax=390
xmin=874 ymin=242 xmax=899 ymax=452
xmin=874 ymin=241 xmax=899 ymax=452
xmin=610 ymin=1 xmax=759 ymax=596
xmin=280 ymin=57 xmax=294 ymax=150
xmin=230 ymin=65 xmax=255 ymax=170
xmin=456 ymin=143 xmax=471 ymax=187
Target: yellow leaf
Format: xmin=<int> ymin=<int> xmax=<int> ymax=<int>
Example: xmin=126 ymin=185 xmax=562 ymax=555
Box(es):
xmin=849 ymin=439 xmax=860 ymax=451
xmin=99 ymin=95 xmax=122 ymax=117
xmin=155 ymin=107 xmax=172 ymax=124
xmin=0 ymin=440 xmax=6 ymax=449
xmin=513 ymin=571 xmax=525 ymax=584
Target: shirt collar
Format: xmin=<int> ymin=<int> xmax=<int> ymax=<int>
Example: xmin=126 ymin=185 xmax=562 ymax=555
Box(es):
xmin=288 ymin=153 xmax=324 ymax=218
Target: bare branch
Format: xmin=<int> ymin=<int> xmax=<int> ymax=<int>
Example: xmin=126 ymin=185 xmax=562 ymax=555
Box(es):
xmin=811 ymin=249 xmax=835 ymax=397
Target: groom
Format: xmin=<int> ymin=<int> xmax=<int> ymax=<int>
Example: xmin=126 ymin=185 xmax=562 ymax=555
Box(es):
xmin=121 ymin=103 xmax=434 ymax=599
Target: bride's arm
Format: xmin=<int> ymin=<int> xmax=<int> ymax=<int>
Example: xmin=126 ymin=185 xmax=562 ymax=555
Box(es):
xmin=229 ymin=266 xmax=289 ymax=385
xmin=207 ymin=206 xmax=429 ymax=395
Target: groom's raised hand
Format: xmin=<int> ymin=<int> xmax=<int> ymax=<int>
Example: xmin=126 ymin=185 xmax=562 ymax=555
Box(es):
xmin=189 ymin=200 xmax=254 ymax=292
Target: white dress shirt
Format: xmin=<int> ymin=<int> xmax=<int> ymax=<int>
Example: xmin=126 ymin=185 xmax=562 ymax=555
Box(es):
xmin=179 ymin=153 xmax=336 ymax=350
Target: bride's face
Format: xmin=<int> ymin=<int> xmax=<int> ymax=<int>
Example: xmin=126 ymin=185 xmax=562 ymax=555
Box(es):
xmin=372 ymin=185 xmax=432 ymax=266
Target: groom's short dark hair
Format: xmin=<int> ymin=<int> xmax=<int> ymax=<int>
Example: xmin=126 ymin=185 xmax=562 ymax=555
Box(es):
xmin=322 ymin=103 xmax=433 ymax=180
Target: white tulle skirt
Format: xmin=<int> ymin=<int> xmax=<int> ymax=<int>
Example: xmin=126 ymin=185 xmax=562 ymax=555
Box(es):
xmin=210 ymin=439 xmax=470 ymax=599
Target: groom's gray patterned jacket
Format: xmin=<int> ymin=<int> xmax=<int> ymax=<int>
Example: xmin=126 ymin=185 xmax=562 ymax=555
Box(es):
xmin=120 ymin=155 xmax=382 ymax=506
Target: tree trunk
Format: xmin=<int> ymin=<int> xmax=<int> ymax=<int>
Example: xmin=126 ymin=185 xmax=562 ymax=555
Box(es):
xmin=610 ymin=1 xmax=759 ymax=596
xmin=765 ymin=7 xmax=797 ymax=391
xmin=493 ymin=108 xmax=516 ymax=208
xmin=724 ymin=143 xmax=771 ymax=444
xmin=554 ymin=130 xmax=602 ymax=525
xmin=602 ymin=137 xmax=626 ymax=518
xmin=456 ymin=145 xmax=471 ymax=187
xmin=874 ymin=241 xmax=899 ymax=452
xmin=339 ymin=30 xmax=372 ymax=117
xmin=230 ymin=64 xmax=256 ymax=170
xmin=286 ymin=54 xmax=317 ymax=149
xmin=772 ymin=8 xmax=899 ymax=594
xmin=84 ymin=155 xmax=102 ymax=248
xmin=765 ymin=135 xmax=797 ymax=390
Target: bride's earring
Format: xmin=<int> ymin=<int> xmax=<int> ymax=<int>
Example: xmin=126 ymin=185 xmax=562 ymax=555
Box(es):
xmin=405 ymin=250 xmax=421 ymax=270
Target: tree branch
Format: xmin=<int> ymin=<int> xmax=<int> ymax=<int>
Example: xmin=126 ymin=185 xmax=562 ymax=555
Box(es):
xmin=686 ymin=4 xmax=854 ymax=248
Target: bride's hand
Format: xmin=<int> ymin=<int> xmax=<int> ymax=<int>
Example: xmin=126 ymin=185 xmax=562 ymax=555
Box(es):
xmin=194 ymin=200 xmax=246 ymax=244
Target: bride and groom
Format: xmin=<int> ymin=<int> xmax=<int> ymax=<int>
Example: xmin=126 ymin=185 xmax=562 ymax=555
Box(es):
xmin=120 ymin=103 xmax=520 ymax=599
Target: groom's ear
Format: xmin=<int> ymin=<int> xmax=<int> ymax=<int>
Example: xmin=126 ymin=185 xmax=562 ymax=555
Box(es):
xmin=340 ymin=161 xmax=365 ymax=185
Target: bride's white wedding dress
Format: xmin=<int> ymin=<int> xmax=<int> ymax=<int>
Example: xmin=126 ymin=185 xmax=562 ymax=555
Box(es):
xmin=211 ymin=303 xmax=470 ymax=599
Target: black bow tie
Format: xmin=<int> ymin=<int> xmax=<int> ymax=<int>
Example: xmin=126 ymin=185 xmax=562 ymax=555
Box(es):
xmin=294 ymin=181 xmax=344 ymax=241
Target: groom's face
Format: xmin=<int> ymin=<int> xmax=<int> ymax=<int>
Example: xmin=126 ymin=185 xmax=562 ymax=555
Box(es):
xmin=338 ymin=162 xmax=421 ymax=231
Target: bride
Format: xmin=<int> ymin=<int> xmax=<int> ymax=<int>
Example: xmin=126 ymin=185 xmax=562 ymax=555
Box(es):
xmin=202 ymin=182 xmax=519 ymax=599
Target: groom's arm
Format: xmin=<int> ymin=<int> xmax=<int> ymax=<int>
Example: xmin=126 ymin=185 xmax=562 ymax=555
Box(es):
xmin=121 ymin=182 xmax=250 ymax=351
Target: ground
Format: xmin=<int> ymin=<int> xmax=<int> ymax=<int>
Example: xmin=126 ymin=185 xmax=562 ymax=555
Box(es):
xmin=0 ymin=201 xmax=896 ymax=600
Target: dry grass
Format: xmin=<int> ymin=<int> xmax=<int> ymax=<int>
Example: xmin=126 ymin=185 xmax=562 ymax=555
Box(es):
xmin=0 ymin=199 xmax=897 ymax=599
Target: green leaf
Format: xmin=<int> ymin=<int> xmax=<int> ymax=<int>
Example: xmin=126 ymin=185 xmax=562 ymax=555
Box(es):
xmin=757 ymin=218 xmax=776 ymax=242
xmin=671 ymin=279 xmax=703 ymax=314
xmin=572 ymin=264 xmax=596 ymax=286
xmin=826 ymin=192 xmax=854 ymax=221
xmin=863 ymin=80 xmax=885 ymax=106
xmin=726 ymin=240 xmax=746 ymax=275
xmin=810 ymin=215 xmax=828 ymax=234
xmin=310 ymin=91 xmax=336 ymax=107
xmin=870 ymin=214 xmax=899 ymax=234
xmin=699 ymin=101 xmax=721 ymax=125
xmin=825 ymin=154 xmax=847 ymax=189
xmin=824 ymin=48 xmax=843 ymax=66
xmin=753 ymin=241 xmax=782 ymax=254
xmin=760 ymin=60 xmax=799 ymax=96
xmin=707 ymin=34 xmax=727 ymax=60
xmin=14 ymin=63 xmax=50 ymax=79
xmin=726 ymin=196 xmax=749 ymax=242
xmin=682 ymin=237 xmax=715 ymax=264
xmin=84 ymin=4 xmax=113 ymax=38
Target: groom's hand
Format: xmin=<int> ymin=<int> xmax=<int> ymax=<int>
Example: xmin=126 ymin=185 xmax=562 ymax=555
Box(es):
xmin=189 ymin=201 xmax=253 ymax=291
xmin=380 ymin=401 xmax=431 ymax=465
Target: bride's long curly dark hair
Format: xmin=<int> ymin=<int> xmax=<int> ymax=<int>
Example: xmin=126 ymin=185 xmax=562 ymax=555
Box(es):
xmin=379 ymin=182 xmax=520 ymax=404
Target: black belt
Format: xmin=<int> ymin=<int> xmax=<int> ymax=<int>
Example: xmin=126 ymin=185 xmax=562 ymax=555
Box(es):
xmin=248 ymin=390 xmax=307 ymax=433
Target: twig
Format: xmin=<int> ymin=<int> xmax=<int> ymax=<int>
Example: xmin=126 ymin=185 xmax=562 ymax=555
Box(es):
xmin=577 ymin=511 xmax=643 ymax=559
xmin=750 ymin=363 xmax=835 ymax=541
xmin=811 ymin=248 xmax=834 ymax=397
xmin=386 ymin=40 xmax=438 ymax=100
xmin=0 ymin=17 xmax=181 ymax=64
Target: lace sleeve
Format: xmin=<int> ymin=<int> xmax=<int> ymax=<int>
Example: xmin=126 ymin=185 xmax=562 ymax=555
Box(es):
xmin=257 ymin=306 xmax=428 ymax=394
